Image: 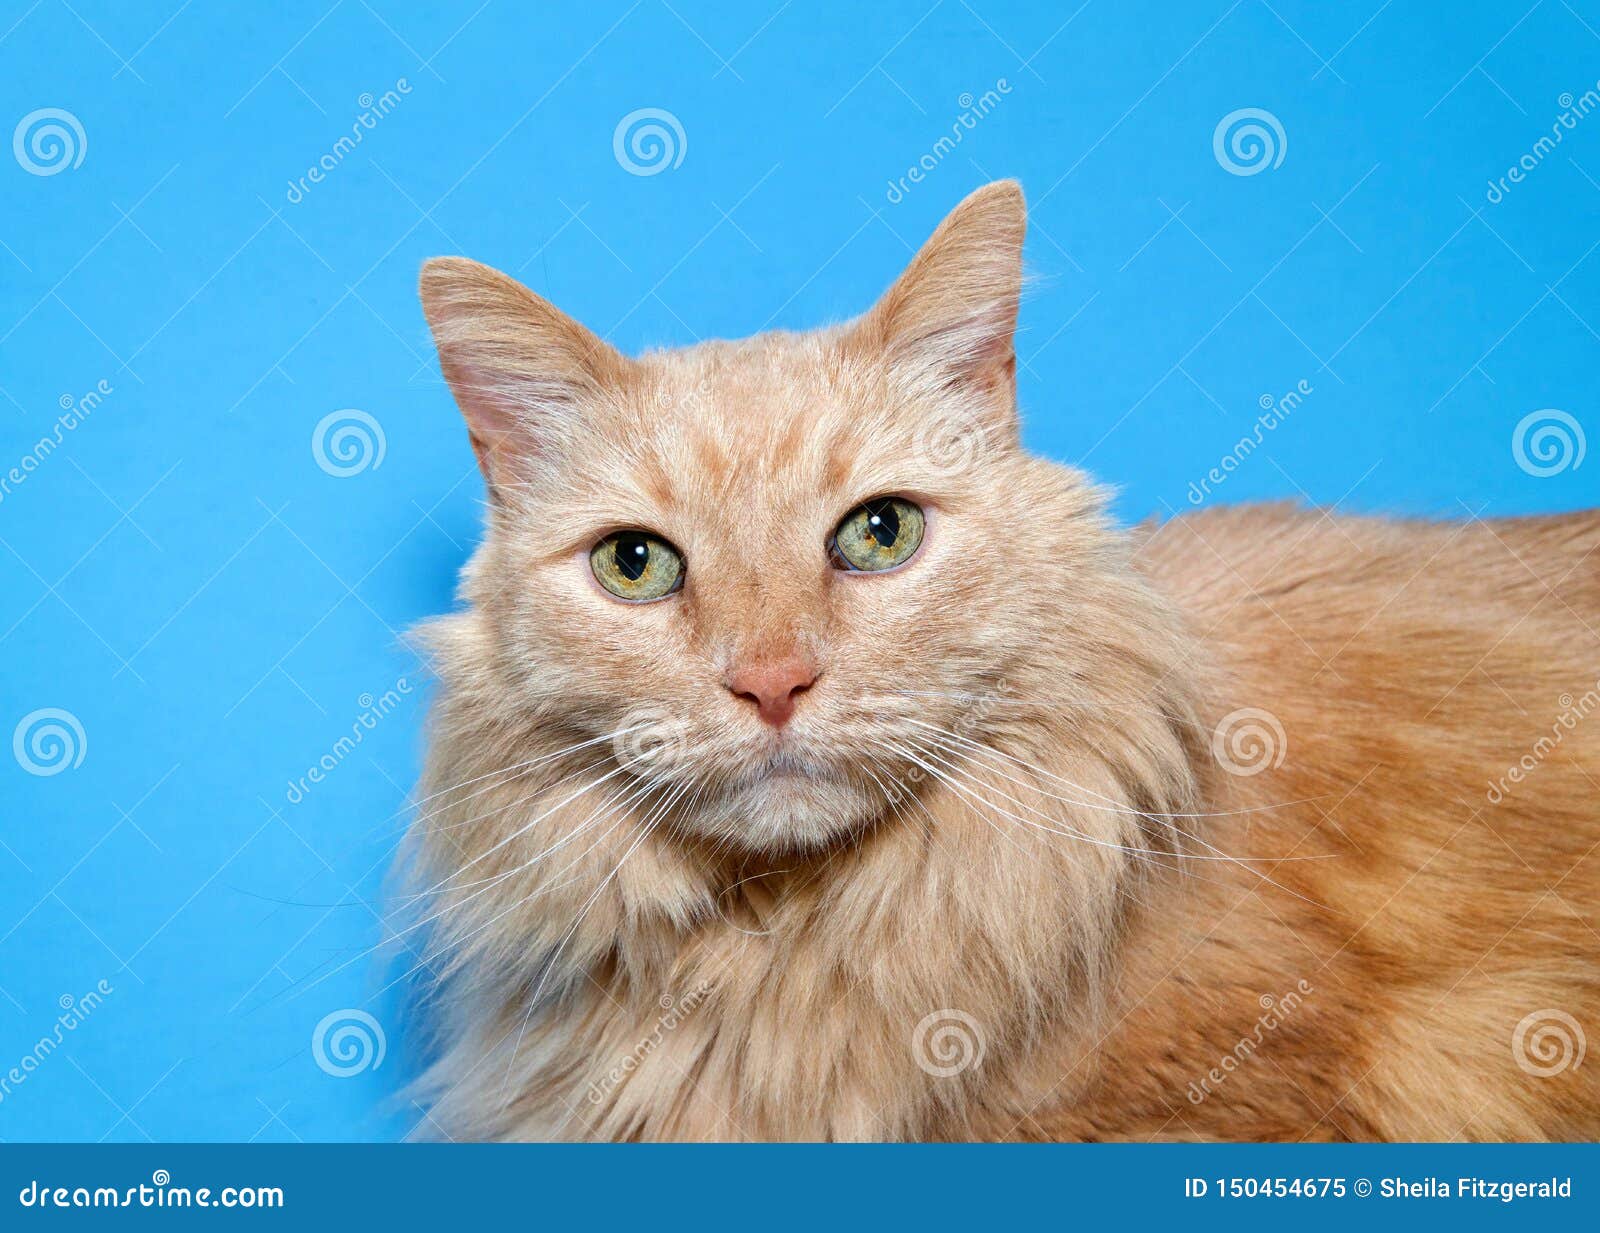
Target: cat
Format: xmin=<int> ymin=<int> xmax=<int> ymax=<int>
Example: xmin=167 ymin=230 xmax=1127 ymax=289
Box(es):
xmin=400 ymin=180 xmax=1599 ymax=1141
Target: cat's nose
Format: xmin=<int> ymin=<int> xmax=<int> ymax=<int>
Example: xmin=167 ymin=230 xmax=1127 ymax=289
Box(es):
xmin=725 ymin=658 xmax=818 ymax=728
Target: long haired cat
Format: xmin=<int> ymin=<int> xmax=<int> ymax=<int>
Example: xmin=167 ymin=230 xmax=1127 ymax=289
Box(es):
xmin=400 ymin=181 xmax=1599 ymax=1141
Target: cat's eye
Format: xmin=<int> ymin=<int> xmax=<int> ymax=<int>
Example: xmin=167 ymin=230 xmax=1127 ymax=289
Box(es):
xmin=830 ymin=497 xmax=925 ymax=573
xmin=590 ymin=531 xmax=684 ymax=601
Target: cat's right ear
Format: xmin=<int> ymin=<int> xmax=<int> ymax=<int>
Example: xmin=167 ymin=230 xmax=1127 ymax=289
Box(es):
xmin=419 ymin=257 xmax=627 ymax=492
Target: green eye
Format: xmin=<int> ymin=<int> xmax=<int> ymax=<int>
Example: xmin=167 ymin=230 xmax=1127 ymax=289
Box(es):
xmin=590 ymin=531 xmax=684 ymax=601
xmin=830 ymin=497 xmax=925 ymax=573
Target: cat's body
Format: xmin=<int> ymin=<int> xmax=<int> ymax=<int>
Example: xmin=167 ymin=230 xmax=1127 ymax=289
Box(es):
xmin=402 ymin=183 xmax=1599 ymax=1141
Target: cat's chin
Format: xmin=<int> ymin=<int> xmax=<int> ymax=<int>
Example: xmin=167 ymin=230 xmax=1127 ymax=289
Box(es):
xmin=691 ymin=767 xmax=880 ymax=853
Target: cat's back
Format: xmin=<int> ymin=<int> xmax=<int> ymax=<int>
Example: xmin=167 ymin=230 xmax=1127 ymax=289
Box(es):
xmin=1136 ymin=500 xmax=1599 ymax=628
xmin=1083 ymin=501 xmax=1600 ymax=1140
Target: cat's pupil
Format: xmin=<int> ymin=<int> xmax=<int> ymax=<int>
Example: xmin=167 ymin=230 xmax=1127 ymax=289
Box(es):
xmin=615 ymin=537 xmax=649 ymax=581
xmin=865 ymin=501 xmax=899 ymax=548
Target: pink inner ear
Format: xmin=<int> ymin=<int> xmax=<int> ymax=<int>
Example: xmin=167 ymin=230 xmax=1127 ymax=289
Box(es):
xmin=438 ymin=358 xmax=532 ymax=482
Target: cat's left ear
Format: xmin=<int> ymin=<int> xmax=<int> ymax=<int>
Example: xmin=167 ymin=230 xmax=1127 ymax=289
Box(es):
xmin=419 ymin=257 xmax=629 ymax=495
xmin=856 ymin=179 xmax=1025 ymax=411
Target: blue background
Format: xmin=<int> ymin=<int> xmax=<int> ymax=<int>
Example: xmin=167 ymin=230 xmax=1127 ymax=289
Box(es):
xmin=1 ymin=0 xmax=1597 ymax=1142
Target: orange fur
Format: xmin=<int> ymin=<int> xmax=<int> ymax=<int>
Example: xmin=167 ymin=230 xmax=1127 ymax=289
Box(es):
xmin=402 ymin=182 xmax=1599 ymax=1141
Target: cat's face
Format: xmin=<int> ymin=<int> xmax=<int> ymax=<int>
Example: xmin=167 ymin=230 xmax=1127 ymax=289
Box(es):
xmin=422 ymin=182 xmax=1100 ymax=851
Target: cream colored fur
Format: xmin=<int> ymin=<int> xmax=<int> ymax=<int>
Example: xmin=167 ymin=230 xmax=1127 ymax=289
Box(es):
xmin=400 ymin=182 xmax=1599 ymax=1141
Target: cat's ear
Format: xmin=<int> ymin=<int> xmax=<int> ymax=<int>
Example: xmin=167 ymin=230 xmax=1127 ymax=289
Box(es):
xmin=858 ymin=179 xmax=1025 ymax=403
xmin=419 ymin=257 xmax=628 ymax=490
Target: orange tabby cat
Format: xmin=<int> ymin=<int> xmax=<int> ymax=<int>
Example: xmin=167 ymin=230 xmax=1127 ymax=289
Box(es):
xmin=401 ymin=181 xmax=1599 ymax=1141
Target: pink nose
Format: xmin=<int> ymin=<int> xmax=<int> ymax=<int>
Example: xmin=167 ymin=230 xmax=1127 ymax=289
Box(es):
xmin=725 ymin=658 xmax=817 ymax=728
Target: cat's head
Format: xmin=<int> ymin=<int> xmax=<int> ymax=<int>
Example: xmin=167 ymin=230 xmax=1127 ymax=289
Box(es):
xmin=420 ymin=182 xmax=1121 ymax=852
